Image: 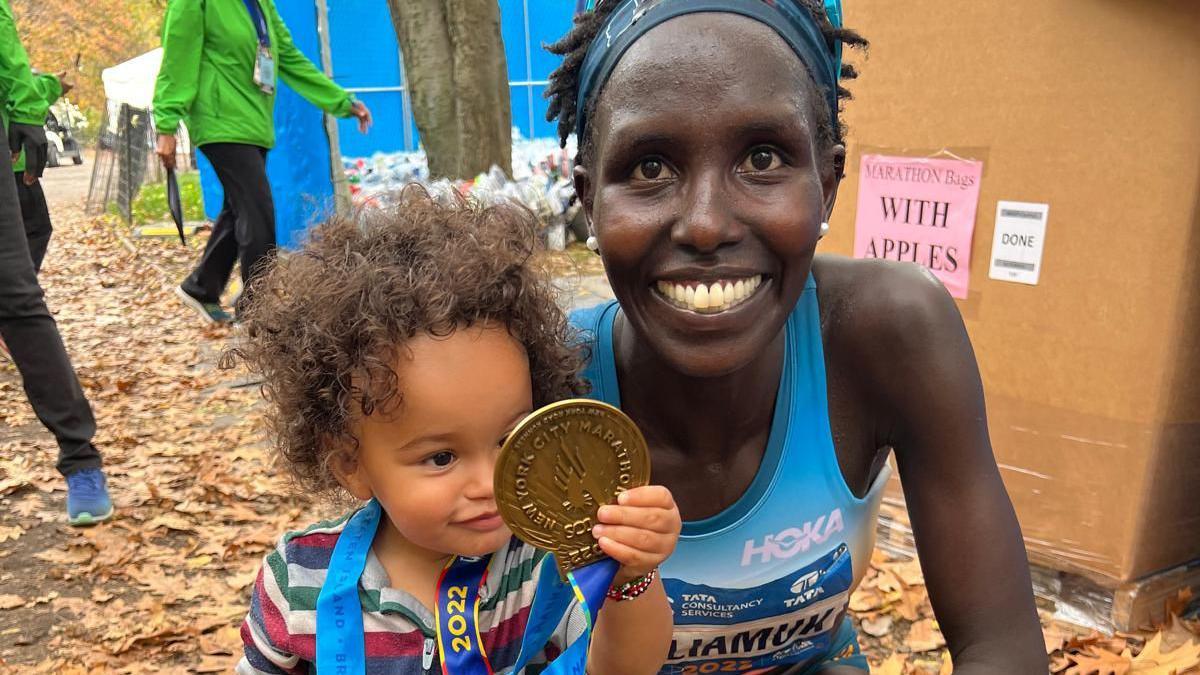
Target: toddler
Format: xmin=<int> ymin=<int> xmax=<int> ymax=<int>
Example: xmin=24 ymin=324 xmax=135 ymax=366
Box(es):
xmin=232 ymin=187 xmax=680 ymax=674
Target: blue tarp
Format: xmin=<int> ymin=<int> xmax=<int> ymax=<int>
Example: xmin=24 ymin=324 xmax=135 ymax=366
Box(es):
xmin=199 ymin=0 xmax=575 ymax=249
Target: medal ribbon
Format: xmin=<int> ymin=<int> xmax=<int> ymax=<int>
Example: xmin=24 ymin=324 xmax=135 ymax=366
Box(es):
xmin=511 ymin=556 xmax=620 ymax=675
xmin=316 ymin=499 xmax=382 ymax=675
xmin=435 ymin=556 xmax=494 ymax=675
xmin=317 ymin=499 xmax=620 ymax=674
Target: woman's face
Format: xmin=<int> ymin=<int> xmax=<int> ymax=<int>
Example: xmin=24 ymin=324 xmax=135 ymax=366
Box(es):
xmin=578 ymin=14 xmax=842 ymax=378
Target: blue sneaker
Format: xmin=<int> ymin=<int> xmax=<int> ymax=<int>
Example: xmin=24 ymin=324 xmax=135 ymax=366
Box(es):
xmin=175 ymin=286 xmax=233 ymax=324
xmin=66 ymin=468 xmax=114 ymax=526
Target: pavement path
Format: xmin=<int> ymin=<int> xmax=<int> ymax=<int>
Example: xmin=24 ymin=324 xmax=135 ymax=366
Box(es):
xmin=39 ymin=149 xmax=94 ymax=210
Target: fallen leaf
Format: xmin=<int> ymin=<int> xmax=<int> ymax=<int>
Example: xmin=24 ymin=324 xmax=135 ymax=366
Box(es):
xmin=906 ymin=619 xmax=946 ymax=653
xmin=1127 ymin=632 xmax=1200 ymax=674
xmin=0 ymin=524 xmax=24 ymax=543
xmin=1159 ymin=614 xmax=1200 ymax=653
xmin=1064 ymin=648 xmax=1131 ymax=675
xmin=144 ymin=513 xmax=197 ymax=533
xmin=1164 ymin=589 xmax=1194 ymax=625
xmin=1068 ymin=631 xmax=1108 ymax=652
xmin=24 ymin=590 xmax=60 ymax=608
xmin=194 ymin=654 xmax=235 ymax=672
xmin=32 ymin=546 xmax=94 ymax=565
xmin=198 ymin=632 xmax=233 ymax=656
xmin=851 ymin=586 xmax=886 ymax=613
xmin=9 ymin=496 xmax=43 ymax=521
xmin=0 ymin=593 xmax=25 ymax=609
xmin=1045 ymin=622 xmax=1076 ymax=654
xmin=187 ymin=554 xmax=214 ymax=569
xmin=873 ymin=654 xmax=907 ymax=675
xmin=224 ymin=569 xmax=258 ymax=591
xmin=895 ymin=585 xmax=924 ymax=622
xmin=888 ymin=560 xmax=926 ymax=588
xmin=870 ymin=569 xmax=903 ymax=594
xmin=862 ymin=615 xmax=894 ymax=637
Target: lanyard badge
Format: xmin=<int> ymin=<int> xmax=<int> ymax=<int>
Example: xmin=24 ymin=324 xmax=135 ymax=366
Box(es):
xmin=253 ymin=47 xmax=276 ymax=95
xmin=240 ymin=0 xmax=275 ymax=94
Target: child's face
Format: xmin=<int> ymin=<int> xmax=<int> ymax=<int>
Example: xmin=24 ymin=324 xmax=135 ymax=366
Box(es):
xmin=339 ymin=323 xmax=533 ymax=559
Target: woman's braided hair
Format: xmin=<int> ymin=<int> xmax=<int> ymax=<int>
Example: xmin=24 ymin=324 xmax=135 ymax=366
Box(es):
xmin=544 ymin=0 xmax=868 ymax=173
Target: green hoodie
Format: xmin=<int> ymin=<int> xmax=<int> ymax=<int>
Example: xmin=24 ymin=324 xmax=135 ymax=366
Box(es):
xmin=0 ymin=0 xmax=50 ymax=128
xmin=11 ymin=73 xmax=62 ymax=174
xmin=153 ymin=0 xmax=355 ymax=149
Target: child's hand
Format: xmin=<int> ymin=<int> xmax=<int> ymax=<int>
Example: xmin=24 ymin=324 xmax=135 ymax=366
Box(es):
xmin=592 ymin=485 xmax=681 ymax=584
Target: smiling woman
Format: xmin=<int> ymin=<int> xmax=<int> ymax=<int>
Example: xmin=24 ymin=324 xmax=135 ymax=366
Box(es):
xmin=545 ymin=1 xmax=1046 ymax=673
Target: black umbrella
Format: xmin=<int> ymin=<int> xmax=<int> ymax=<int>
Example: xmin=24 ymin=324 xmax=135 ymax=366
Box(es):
xmin=166 ymin=168 xmax=187 ymax=245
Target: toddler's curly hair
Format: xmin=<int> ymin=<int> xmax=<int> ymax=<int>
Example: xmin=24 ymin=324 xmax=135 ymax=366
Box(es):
xmin=227 ymin=185 xmax=589 ymax=497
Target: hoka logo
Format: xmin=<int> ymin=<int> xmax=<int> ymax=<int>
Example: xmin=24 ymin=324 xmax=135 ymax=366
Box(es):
xmin=740 ymin=509 xmax=845 ymax=566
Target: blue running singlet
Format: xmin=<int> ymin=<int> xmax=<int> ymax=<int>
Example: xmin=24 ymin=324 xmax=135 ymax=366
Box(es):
xmin=570 ymin=275 xmax=890 ymax=674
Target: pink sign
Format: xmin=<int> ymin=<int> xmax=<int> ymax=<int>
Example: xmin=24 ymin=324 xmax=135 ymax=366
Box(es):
xmin=852 ymin=154 xmax=984 ymax=299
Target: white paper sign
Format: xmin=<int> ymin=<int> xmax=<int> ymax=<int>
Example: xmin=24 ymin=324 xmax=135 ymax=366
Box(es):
xmin=988 ymin=201 xmax=1049 ymax=285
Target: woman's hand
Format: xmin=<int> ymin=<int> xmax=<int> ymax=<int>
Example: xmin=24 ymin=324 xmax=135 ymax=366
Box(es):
xmin=55 ymin=70 xmax=74 ymax=96
xmin=350 ymin=101 xmax=372 ymax=134
xmin=593 ymin=485 xmax=681 ymax=584
xmin=156 ymin=134 xmax=177 ymax=170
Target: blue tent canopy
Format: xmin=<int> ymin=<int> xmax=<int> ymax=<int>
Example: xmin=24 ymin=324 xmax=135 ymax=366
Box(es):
xmin=199 ymin=0 xmax=575 ymax=249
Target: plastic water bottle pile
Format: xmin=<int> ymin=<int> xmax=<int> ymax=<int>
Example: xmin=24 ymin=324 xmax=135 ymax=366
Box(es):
xmin=343 ymin=135 xmax=581 ymax=248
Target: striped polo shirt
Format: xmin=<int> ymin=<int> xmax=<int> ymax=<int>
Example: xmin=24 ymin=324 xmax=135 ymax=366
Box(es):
xmin=237 ymin=511 xmax=581 ymax=674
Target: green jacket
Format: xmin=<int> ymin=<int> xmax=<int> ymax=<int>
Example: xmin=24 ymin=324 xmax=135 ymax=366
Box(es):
xmin=0 ymin=0 xmax=50 ymax=128
xmin=153 ymin=0 xmax=355 ymax=149
xmin=11 ymin=73 xmax=61 ymax=173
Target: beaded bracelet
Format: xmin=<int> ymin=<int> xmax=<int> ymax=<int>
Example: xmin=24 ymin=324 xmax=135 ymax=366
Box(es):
xmin=606 ymin=568 xmax=658 ymax=602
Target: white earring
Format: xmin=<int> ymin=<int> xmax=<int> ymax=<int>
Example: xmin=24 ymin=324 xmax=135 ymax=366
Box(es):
xmin=586 ymin=235 xmax=599 ymax=252
xmin=818 ymin=222 xmax=830 ymax=240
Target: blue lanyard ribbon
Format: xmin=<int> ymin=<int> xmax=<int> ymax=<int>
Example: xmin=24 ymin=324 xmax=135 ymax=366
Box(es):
xmin=317 ymin=499 xmax=620 ymax=674
xmin=316 ymin=500 xmax=381 ymax=674
xmin=511 ymin=557 xmax=620 ymax=675
xmin=436 ymin=555 xmax=494 ymax=675
xmin=240 ymin=0 xmax=271 ymax=47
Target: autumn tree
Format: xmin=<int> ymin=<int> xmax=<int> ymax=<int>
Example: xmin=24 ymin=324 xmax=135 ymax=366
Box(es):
xmin=10 ymin=0 xmax=164 ymax=127
xmin=385 ymin=0 xmax=512 ymax=180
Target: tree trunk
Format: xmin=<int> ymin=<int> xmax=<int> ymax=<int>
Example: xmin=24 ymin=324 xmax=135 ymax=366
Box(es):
xmin=386 ymin=0 xmax=512 ymax=180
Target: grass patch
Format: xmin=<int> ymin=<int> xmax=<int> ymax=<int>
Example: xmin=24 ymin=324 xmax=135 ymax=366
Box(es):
xmin=124 ymin=171 xmax=206 ymax=226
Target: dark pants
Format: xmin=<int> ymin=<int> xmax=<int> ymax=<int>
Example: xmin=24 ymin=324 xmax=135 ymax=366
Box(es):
xmin=0 ymin=142 xmax=101 ymax=477
xmin=14 ymin=172 xmax=52 ymax=273
xmin=180 ymin=143 xmax=275 ymax=311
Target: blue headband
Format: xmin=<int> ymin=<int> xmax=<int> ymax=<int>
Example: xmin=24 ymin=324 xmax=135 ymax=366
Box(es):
xmin=575 ymin=0 xmax=844 ymax=140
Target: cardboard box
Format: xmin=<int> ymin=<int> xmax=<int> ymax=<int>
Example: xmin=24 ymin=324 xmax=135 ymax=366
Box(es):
xmin=877 ymin=502 xmax=1200 ymax=632
xmin=825 ymin=1 xmax=1200 ymax=586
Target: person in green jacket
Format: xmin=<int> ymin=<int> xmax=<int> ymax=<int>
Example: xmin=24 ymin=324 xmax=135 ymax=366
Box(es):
xmin=12 ymin=70 xmax=71 ymax=273
xmin=1 ymin=0 xmax=114 ymax=526
xmin=153 ymin=0 xmax=372 ymax=323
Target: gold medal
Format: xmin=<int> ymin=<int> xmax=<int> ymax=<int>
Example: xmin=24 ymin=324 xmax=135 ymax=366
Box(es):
xmin=495 ymin=399 xmax=651 ymax=579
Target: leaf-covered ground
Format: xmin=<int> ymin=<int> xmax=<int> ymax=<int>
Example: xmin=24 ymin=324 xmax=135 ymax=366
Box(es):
xmin=0 ymin=174 xmax=1196 ymax=673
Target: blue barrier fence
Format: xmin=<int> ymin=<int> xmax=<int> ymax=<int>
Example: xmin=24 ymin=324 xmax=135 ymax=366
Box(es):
xmin=200 ymin=0 xmax=576 ymax=248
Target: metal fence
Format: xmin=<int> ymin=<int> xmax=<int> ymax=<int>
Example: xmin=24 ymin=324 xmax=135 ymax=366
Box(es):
xmin=85 ymin=103 xmax=195 ymax=223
